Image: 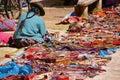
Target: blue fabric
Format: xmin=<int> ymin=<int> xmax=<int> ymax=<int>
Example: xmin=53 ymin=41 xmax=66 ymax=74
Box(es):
xmin=18 ymin=51 xmax=25 ymax=57
xmin=19 ymin=64 xmax=33 ymax=76
xmin=107 ymin=48 xmax=117 ymax=54
xmin=62 ymin=12 xmax=75 ymax=20
xmin=100 ymin=50 xmax=110 ymax=57
xmin=22 ymin=2 xmax=28 ymax=7
xmin=0 ymin=62 xmax=33 ymax=79
xmin=108 ymin=48 xmax=117 ymax=52
xmin=0 ymin=62 xmax=19 ymax=79
xmin=13 ymin=12 xmax=47 ymax=42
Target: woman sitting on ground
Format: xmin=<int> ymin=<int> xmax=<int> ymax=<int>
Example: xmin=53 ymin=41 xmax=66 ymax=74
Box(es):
xmin=13 ymin=2 xmax=47 ymax=48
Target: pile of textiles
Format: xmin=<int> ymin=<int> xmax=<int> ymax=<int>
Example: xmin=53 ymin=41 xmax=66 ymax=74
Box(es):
xmin=0 ymin=5 xmax=120 ymax=80
xmin=0 ymin=32 xmax=13 ymax=47
xmin=0 ymin=19 xmax=16 ymax=31
xmin=56 ymin=16 xmax=87 ymax=25
xmin=0 ymin=14 xmax=16 ymax=47
xmin=0 ymin=43 xmax=117 ymax=80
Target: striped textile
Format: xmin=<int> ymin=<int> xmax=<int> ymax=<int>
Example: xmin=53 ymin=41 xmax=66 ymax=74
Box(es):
xmin=0 ymin=19 xmax=16 ymax=31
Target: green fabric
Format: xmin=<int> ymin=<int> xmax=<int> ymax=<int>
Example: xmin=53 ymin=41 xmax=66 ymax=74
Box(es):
xmin=13 ymin=12 xmax=47 ymax=42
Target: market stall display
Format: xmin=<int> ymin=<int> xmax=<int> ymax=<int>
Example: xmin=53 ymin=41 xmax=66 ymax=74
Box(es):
xmin=0 ymin=5 xmax=120 ymax=80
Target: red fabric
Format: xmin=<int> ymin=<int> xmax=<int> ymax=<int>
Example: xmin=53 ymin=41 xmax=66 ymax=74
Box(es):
xmin=24 ymin=74 xmax=35 ymax=80
xmin=26 ymin=54 xmax=34 ymax=60
xmin=112 ymin=39 xmax=120 ymax=45
xmin=56 ymin=16 xmax=87 ymax=24
xmin=79 ymin=39 xmax=83 ymax=44
xmin=83 ymin=43 xmax=93 ymax=47
xmin=58 ymin=77 xmax=69 ymax=80
xmin=25 ymin=47 xmax=40 ymax=53
xmin=21 ymin=55 xmax=26 ymax=59
xmin=5 ymin=54 xmax=11 ymax=58
xmin=0 ymin=32 xmax=13 ymax=44
xmin=70 ymin=53 xmax=78 ymax=58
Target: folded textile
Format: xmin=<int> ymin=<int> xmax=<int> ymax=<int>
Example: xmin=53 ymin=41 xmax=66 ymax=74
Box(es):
xmin=0 ymin=19 xmax=16 ymax=31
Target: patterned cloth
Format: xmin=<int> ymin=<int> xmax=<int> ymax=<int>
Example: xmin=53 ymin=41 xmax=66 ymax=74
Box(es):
xmin=0 ymin=19 xmax=16 ymax=31
xmin=14 ymin=38 xmax=40 ymax=48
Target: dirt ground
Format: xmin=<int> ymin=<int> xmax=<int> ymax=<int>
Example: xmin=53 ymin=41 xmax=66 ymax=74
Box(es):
xmin=21 ymin=5 xmax=74 ymax=30
xmin=43 ymin=6 xmax=74 ymax=30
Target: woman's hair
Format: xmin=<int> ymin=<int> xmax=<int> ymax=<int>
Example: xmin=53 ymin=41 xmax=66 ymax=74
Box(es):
xmin=30 ymin=6 xmax=40 ymax=15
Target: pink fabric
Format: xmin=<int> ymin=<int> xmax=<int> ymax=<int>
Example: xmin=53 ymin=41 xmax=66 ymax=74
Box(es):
xmin=0 ymin=32 xmax=13 ymax=44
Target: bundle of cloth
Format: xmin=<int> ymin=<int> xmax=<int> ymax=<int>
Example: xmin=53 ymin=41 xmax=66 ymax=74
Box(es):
xmin=0 ymin=13 xmax=16 ymax=47
xmin=0 ymin=13 xmax=16 ymax=31
xmin=0 ymin=32 xmax=13 ymax=47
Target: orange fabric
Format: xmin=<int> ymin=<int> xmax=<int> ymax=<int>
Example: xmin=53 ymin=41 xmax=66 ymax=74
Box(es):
xmin=92 ymin=40 xmax=103 ymax=45
xmin=96 ymin=12 xmax=106 ymax=17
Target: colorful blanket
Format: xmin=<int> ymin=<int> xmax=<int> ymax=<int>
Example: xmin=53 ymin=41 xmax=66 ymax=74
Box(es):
xmin=0 ymin=32 xmax=13 ymax=47
xmin=0 ymin=19 xmax=16 ymax=31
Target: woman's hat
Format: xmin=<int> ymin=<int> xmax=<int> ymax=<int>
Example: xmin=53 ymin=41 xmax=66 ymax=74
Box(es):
xmin=30 ymin=2 xmax=45 ymax=16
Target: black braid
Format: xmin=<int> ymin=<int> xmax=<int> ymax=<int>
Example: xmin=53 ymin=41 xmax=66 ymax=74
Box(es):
xmin=19 ymin=10 xmax=35 ymax=28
